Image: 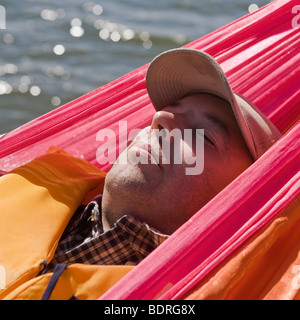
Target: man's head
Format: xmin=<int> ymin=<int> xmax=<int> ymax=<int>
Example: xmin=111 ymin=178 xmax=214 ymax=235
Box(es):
xmin=102 ymin=48 xmax=282 ymax=234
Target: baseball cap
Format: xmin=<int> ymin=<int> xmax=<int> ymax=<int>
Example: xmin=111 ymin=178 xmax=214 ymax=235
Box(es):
xmin=145 ymin=48 xmax=282 ymax=160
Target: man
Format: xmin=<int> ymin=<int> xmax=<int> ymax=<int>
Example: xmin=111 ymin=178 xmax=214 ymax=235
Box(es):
xmin=49 ymin=48 xmax=281 ymax=269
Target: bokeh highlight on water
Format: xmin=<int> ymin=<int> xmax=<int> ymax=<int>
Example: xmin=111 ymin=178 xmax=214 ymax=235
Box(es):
xmin=0 ymin=0 xmax=271 ymax=134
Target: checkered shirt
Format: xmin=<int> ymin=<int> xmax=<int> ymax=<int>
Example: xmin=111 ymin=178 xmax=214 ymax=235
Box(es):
xmin=48 ymin=195 xmax=168 ymax=270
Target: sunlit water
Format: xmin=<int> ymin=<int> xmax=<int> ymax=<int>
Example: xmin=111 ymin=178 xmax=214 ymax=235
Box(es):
xmin=0 ymin=0 xmax=271 ymax=134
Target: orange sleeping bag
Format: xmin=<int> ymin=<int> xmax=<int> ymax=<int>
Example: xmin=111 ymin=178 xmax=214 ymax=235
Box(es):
xmin=0 ymin=147 xmax=133 ymax=300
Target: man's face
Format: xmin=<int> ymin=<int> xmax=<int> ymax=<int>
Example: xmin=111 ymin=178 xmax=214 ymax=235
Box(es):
xmin=102 ymin=93 xmax=253 ymax=234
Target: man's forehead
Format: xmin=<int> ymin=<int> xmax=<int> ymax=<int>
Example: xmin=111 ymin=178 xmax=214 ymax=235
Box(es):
xmin=177 ymin=93 xmax=234 ymax=117
xmin=174 ymin=92 xmax=225 ymax=106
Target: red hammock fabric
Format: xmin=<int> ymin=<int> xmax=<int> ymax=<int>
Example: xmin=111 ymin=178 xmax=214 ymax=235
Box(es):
xmin=0 ymin=0 xmax=299 ymax=300
xmin=99 ymin=0 xmax=300 ymax=300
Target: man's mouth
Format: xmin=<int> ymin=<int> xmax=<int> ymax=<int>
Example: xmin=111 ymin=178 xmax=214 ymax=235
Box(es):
xmin=128 ymin=143 xmax=161 ymax=166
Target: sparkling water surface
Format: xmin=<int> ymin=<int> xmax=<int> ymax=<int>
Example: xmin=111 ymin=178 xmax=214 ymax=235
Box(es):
xmin=0 ymin=0 xmax=271 ymax=134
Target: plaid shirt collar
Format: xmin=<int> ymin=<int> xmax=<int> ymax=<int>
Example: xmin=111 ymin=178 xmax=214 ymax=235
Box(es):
xmin=48 ymin=195 xmax=168 ymax=270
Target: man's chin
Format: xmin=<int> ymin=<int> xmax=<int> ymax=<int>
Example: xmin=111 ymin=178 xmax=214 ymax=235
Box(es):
xmin=106 ymin=160 xmax=159 ymax=195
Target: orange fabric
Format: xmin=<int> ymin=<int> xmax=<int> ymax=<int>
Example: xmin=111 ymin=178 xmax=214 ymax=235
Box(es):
xmin=3 ymin=264 xmax=134 ymax=300
xmin=184 ymin=196 xmax=300 ymax=300
xmin=0 ymin=147 xmax=106 ymax=298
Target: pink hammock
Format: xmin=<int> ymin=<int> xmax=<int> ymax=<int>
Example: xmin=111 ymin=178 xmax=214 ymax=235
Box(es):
xmin=0 ymin=0 xmax=299 ymax=299
xmin=0 ymin=0 xmax=298 ymax=172
xmin=100 ymin=0 xmax=300 ymax=300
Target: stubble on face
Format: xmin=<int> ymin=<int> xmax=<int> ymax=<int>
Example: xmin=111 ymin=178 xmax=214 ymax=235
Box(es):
xmin=102 ymin=93 xmax=253 ymax=234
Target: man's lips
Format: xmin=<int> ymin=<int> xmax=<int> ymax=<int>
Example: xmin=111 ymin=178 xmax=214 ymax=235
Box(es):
xmin=128 ymin=143 xmax=161 ymax=166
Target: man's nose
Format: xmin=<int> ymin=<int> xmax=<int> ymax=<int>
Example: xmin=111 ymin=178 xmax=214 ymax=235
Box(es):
xmin=151 ymin=110 xmax=178 ymax=132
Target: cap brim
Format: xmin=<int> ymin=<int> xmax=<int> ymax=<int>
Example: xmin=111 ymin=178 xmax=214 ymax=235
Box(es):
xmin=146 ymin=48 xmax=235 ymax=110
